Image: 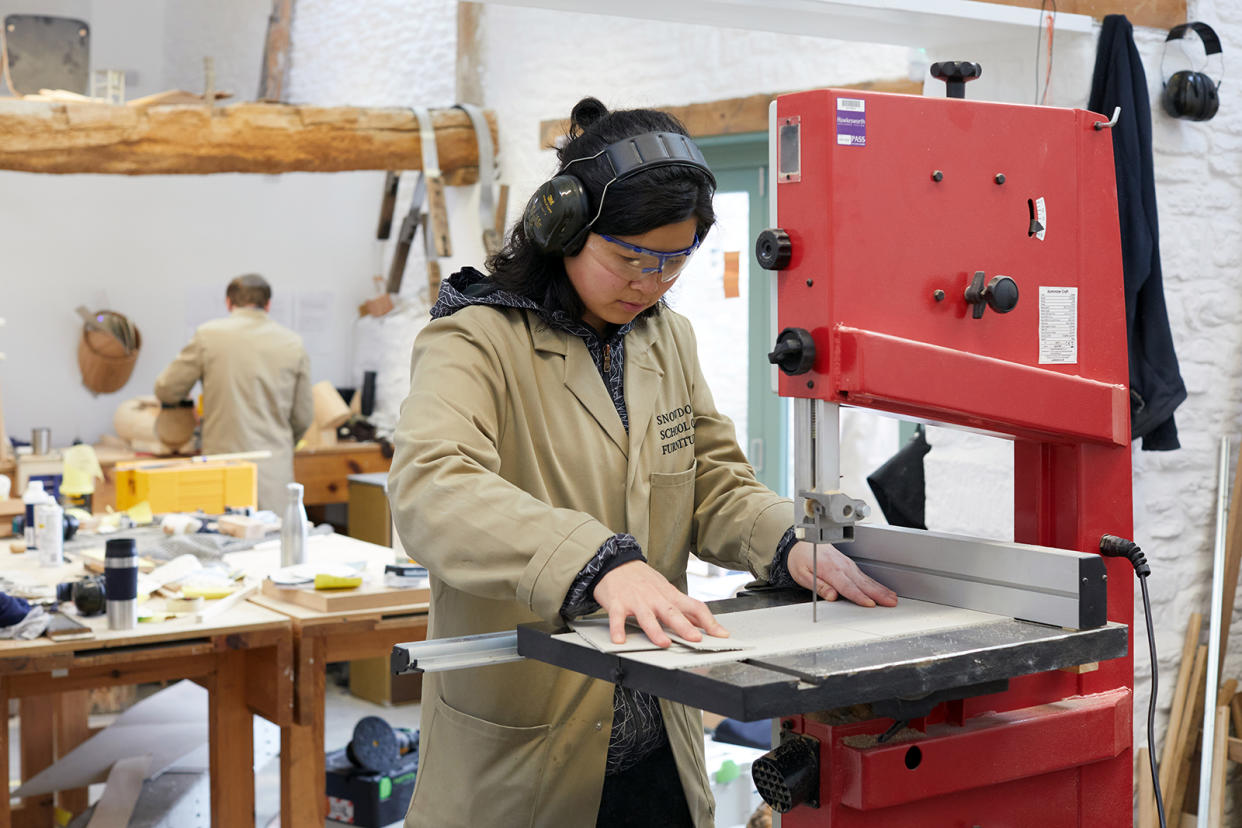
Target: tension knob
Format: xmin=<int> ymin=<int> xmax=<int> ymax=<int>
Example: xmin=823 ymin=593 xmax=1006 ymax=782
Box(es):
xmin=930 ymin=61 xmax=983 ymax=99
xmin=986 ymin=275 xmax=1019 ymax=314
xmin=964 ymin=271 xmax=1020 ymax=319
xmin=755 ymin=228 xmax=793 ymax=271
xmin=768 ymin=328 xmax=816 ymax=375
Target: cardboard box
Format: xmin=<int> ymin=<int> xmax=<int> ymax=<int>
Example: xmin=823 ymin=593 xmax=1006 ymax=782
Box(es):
xmin=347 ymin=474 xmax=391 ymax=546
xmin=349 ymin=655 xmax=423 ymax=706
xmin=325 ymin=743 xmax=418 ymax=827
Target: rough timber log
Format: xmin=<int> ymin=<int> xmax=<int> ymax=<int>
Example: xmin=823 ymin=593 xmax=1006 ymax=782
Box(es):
xmin=0 ymin=101 xmax=495 ymax=180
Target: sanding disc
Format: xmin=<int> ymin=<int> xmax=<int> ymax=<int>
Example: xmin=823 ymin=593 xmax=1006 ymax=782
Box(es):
xmin=347 ymin=715 xmax=399 ymax=773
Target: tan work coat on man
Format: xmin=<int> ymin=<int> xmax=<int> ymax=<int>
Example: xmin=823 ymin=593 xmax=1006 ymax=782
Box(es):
xmin=155 ymin=307 xmax=313 ymax=510
xmin=389 ymin=304 xmax=791 ymax=828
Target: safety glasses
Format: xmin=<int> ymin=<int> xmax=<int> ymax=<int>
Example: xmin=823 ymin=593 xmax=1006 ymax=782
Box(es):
xmin=594 ymin=233 xmax=701 ymax=283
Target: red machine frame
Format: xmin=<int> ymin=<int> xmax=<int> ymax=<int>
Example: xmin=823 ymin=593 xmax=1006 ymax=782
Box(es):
xmin=771 ymin=88 xmax=1133 ymax=826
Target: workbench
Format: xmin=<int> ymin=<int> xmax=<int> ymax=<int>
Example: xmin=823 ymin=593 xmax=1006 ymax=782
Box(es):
xmin=4 ymin=530 xmax=425 ymax=827
xmin=0 ymin=551 xmax=293 ymax=828
xmin=240 ymin=533 xmax=429 ymax=827
xmin=294 ymin=441 xmax=390 ymax=506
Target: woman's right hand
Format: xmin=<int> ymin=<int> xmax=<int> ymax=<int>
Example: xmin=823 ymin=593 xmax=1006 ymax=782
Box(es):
xmin=592 ymin=560 xmax=729 ymax=648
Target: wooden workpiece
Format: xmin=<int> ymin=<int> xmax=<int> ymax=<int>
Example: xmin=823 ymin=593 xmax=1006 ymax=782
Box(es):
xmin=539 ymin=79 xmax=922 ymax=148
xmin=0 ymin=101 xmax=496 ymax=178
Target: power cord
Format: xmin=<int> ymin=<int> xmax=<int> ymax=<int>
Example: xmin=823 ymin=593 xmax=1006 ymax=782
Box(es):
xmin=1035 ymin=0 xmax=1057 ymax=104
xmin=1099 ymin=534 xmax=1165 ymax=828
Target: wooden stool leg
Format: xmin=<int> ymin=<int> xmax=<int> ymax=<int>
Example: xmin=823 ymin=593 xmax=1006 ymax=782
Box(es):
xmin=54 ymin=690 xmax=91 ymax=816
xmin=209 ymin=648 xmax=254 ymax=827
xmin=282 ymin=634 xmax=326 ymax=828
xmin=19 ymin=695 xmax=55 ymax=824
xmin=1 ymin=679 xmax=11 ymax=828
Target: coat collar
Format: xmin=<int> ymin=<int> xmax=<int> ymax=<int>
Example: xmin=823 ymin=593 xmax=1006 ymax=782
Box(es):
xmin=623 ymin=326 xmax=664 ymax=462
xmin=531 ymin=319 xmax=628 ymax=456
xmin=530 ymin=315 xmax=666 ymax=460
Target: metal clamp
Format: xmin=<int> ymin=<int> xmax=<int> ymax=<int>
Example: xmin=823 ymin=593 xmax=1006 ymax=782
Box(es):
xmin=455 ymin=103 xmax=503 ymax=256
xmin=1094 ymin=106 xmax=1121 ymax=130
xmin=391 ymin=631 xmax=522 ymax=675
xmin=796 ymin=489 xmax=871 ymax=545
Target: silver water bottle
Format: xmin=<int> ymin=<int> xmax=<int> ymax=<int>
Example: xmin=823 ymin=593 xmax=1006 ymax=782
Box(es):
xmin=281 ymin=482 xmax=308 ymax=568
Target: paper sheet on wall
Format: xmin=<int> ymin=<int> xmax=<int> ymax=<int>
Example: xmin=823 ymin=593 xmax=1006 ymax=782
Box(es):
xmin=294 ymin=290 xmax=334 ymax=344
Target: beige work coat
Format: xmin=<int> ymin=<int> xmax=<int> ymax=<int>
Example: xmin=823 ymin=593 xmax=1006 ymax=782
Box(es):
xmin=388 ymin=303 xmax=791 ymax=828
xmin=154 ymin=307 xmax=313 ymax=510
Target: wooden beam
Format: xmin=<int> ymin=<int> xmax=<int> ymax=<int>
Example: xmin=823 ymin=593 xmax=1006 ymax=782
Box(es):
xmin=258 ymin=0 xmax=297 ymax=102
xmin=1166 ymin=643 xmax=1208 ymax=821
xmin=457 ymin=2 xmax=485 ymax=106
xmin=1159 ymin=613 xmax=1200 ymax=807
xmin=1137 ymin=746 xmax=1155 ymax=828
xmin=0 ymin=102 xmax=496 ymax=179
xmin=539 ymin=79 xmax=922 ymax=149
xmin=980 ymin=0 xmax=1185 ymax=32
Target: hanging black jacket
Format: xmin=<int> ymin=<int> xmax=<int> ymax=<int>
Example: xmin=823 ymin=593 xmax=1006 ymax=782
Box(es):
xmin=1087 ymin=14 xmax=1186 ymax=450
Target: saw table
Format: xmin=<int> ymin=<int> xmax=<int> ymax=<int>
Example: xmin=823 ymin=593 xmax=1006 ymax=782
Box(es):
xmin=518 ymin=588 xmax=1126 ymax=724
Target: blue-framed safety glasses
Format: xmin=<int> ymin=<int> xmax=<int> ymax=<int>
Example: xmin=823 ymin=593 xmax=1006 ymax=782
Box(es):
xmin=596 ymin=233 xmax=701 ymax=283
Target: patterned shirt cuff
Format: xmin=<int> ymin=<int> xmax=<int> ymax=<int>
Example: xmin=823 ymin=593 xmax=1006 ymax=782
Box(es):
xmin=561 ymin=534 xmax=647 ymax=619
xmin=766 ymin=527 xmax=799 ymax=588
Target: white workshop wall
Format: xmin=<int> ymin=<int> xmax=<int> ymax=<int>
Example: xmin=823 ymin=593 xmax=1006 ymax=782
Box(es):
xmin=0 ymin=0 xmax=462 ymax=445
xmin=0 ymin=171 xmax=384 ymax=443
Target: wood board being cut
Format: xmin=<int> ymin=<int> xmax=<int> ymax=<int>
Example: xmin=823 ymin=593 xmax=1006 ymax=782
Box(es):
xmin=259 ymin=576 xmax=428 ymax=612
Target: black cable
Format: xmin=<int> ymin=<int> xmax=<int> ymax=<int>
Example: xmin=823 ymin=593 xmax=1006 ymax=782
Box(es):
xmin=1099 ymin=534 xmax=1165 ymax=828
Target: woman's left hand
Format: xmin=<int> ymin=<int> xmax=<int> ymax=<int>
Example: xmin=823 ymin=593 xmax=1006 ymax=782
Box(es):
xmin=786 ymin=541 xmax=898 ymax=608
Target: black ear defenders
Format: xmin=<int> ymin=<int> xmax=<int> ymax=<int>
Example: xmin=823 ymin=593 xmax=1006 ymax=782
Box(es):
xmin=522 ymin=131 xmax=716 ymax=256
xmin=1161 ymin=22 xmax=1224 ymax=122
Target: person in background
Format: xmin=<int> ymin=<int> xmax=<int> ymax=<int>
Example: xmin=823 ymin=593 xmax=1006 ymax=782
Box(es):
xmin=155 ymin=273 xmax=313 ymax=510
xmin=388 ymin=97 xmax=896 ymax=828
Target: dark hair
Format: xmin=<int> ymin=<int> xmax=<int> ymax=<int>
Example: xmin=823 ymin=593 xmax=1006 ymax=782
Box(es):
xmin=227 ymin=273 xmax=272 ymax=308
xmin=486 ymin=97 xmax=716 ymax=321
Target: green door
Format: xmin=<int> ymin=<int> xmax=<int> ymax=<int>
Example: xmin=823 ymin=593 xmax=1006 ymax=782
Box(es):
xmin=697 ymin=134 xmax=788 ymax=495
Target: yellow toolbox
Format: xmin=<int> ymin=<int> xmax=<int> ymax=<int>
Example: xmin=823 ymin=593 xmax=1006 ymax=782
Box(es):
xmin=114 ymin=460 xmax=257 ymax=514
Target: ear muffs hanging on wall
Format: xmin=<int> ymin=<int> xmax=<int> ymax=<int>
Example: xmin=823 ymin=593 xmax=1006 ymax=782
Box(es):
xmin=522 ymin=131 xmax=716 ymax=256
xmin=1161 ymin=21 xmax=1224 ymax=122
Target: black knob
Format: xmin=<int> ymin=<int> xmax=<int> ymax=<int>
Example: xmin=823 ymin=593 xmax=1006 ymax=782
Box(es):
xmin=964 ymin=271 xmax=1019 ymax=319
xmin=930 ymin=61 xmax=982 ymax=99
xmin=768 ymin=328 xmax=816 ymax=375
xmin=756 ymin=228 xmax=792 ymax=270
xmin=753 ymin=734 xmax=820 ymax=813
xmin=986 ymin=275 xmax=1019 ymax=314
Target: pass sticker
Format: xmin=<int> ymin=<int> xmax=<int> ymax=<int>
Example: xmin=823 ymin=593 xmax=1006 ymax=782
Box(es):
xmin=836 ymin=98 xmax=866 ymax=147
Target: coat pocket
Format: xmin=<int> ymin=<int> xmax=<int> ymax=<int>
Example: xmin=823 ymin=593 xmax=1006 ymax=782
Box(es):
xmin=409 ymin=694 xmax=552 ymax=828
xmin=648 ymin=462 xmax=697 ymax=575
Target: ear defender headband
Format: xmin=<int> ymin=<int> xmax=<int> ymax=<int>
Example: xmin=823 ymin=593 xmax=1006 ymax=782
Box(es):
xmin=1161 ymin=21 xmax=1224 ymax=122
xmin=523 ymin=131 xmax=716 ymax=256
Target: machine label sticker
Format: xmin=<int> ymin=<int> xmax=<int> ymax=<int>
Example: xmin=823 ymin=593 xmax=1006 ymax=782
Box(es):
xmin=1035 ymin=196 xmax=1047 ymax=240
xmin=836 ymin=98 xmax=866 ymax=147
xmin=1039 ymin=286 xmax=1078 ymax=364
